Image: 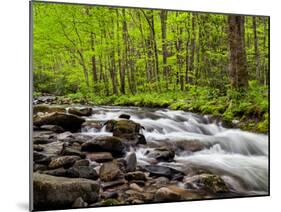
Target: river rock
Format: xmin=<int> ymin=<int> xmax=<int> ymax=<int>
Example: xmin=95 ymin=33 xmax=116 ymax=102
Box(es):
xmin=60 ymin=145 xmax=85 ymax=158
xmin=101 ymin=179 xmax=127 ymax=189
xmin=125 ymin=171 xmax=146 ymax=181
xmin=175 ymin=140 xmax=205 ymax=152
xmin=33 ymin=151 xmax=52 ymax=165
xmin=184 ymin=173 xmax=229 ymax=193
xmin=143 ymin=165 xmax=185 ymax=180
xmin=34 ymin=163 xmax=48 ymax=172
xmin=147 ymin=147 xmax=175 ymax=162
xmin=130 ymin=183 xmax=144 ymax=192
xmin=33 ymin=104 xmax=65 ymax=114
xmin=33 ymin=173 xmax=99 ymax=210
xmin=81 ymin=136 xmax=125 ymax=156
xmin=73 ymin=159 xmax=90 ymax=167
xmin=72 ymin=197 xmax=88 ymax=208
xmin=67 ymin=166 xmax=98 ymax=180
xmin=119 ymin=114 xmax=131 ymax=119
xmin=68 ymin=107 xmax=93 ymax=116
xmin=99 ymin=161 xmax=121 ymax=182
xmin=40 ymin=125 xmax=65 ymax=133
xmin=33 ymin=112 xmax=85 ymax=132
xmin=33 ymin=137 xmax=56 ymax=145
xmin=113 ymin=120 xmax=141 ymax=137
xmin=86 ymin=152 xmax=113 ymax=162
xmin=125 ymin=152 xmax=137 ymax=172
xmin=48 ymin=156 xmax=80 ymax=169
xmin=34 ymin=96 xmax=56 ymax=104
xmin=44 ymin=168 xmax=68 ymax=177
xmin=154 ymin=187 xmax=182 ymax=202
xmin=33 ymin=144 xmax=44 ymax=152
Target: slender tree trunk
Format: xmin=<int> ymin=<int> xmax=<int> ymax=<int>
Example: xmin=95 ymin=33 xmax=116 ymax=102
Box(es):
xmin=90 ymin=32 xmax=98 ymax=92
xmin=253 ymin=17 xmax=260 ymax=82
xmin=190 ymin=14 xmax=196 ymax=84
xmin=160 ymin=10 xmax=169 ymax=91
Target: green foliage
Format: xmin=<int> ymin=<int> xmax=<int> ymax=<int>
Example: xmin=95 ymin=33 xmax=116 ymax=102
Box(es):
xmin=32 ymin=2 xmax=269 ymax=133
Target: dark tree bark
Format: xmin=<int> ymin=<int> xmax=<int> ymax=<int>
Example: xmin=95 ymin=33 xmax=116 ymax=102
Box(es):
xmin=252 ymin=17 xmax=260 ymax=82
xmin=160 ymin=10 xmax=169 ymax=90
xmin=228 ymin=15 xmax=248 ymax=88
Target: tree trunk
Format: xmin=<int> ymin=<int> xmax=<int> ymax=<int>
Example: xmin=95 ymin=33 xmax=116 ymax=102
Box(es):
xmin=160 ymin=10 xmax=169 ymax=90
xmin=227 ymin=15 xmax=248 ymax=88
xmin=253 ymin=17 xmax=260 ymax=82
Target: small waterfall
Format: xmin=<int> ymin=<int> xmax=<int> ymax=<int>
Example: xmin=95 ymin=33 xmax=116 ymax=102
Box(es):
xmin=82 ymin=106 xmax=268 ymax=195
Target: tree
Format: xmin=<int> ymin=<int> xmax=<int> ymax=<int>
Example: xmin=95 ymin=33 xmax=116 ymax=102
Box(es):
xmin=227 ymin=15 xmax=248 ymax=88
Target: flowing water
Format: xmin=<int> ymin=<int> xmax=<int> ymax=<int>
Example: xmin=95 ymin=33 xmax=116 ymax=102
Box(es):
xmin=80 ymin=106 xmax=268 ymax=196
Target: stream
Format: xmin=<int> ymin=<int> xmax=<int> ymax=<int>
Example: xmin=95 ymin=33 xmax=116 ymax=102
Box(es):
xmin=79 ymin=106 xmax=268 ymax=196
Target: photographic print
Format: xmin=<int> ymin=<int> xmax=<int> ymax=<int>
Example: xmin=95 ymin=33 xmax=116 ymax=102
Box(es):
xmin=30 ymin=1 xmax=269 ymax=211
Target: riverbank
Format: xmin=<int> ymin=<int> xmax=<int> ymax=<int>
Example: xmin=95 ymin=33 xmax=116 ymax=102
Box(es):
xmin=34 ymin=83 xmax=269 ymax=134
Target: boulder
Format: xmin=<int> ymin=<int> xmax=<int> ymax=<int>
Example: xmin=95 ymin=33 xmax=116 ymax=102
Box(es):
xmin=33 ymin=104 xmax=64 ymax=114
xmin=184 ymin=173 xmax=229 ymax=193
xmin=81 ymin=136 xmax=125 ymax=156
xmin=112 ymin=120 xmax=141 ymax=138
xmin=48 ymin=156 xmax=80 ymax=169
xmin=147 ymin=147 xmax=175 ymax=162
xmin=154 ymin=187 xmax=181 ymax=202
xmin=125 ymin=152 xmax=137 ymax=172
xmin=68 ymin=107 xmax=93 ymax=116
xmin=119 ymin=114 xmax=131 ymax=119
xmin=99 ymin=161 xmax=121 ymax=182
xmin=143 ymin=165 xmax=185 ymax=180
xmin=33 ymin=173 xmax=99 ymax=210
xmin=86 ymin=152 xmax=113 ymax=162
xmin=72 ymin=197 xmax=88 ymax=208
xmin=125 ymin=171 xmax=146 ymax=181
xmin=33 ymin=112 xmax=85 ymax=132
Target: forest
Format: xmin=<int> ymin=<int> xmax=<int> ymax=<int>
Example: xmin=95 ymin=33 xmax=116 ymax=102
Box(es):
xmin=32 ymin=3 xmax=269 ymax=133
xmin=32 ymin=2 xmax=269 ymax=210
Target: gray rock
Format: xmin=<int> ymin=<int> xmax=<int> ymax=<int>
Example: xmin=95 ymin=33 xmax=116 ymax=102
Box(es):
xmin=143 ymin=165 xmax=185 ymax=180
xmin=99 ymin=161 xmax=121 ymax=182
xmin=33 ymin=112 xmax=85 ymax=132
xmin=48 ymin=156 xmax=80 ymax=169
xmin=33 ymin=173 xmax=99 ymax=210
xmin=86 ymin=152 xmax=113 ymax=162
xmin=154 ymin=187 xmax=181 ymax=202
xmin=72 ymin=197 xmax=88 ymax=208
xmin=81 ymin=136 xmax=125 ymax=156
xmin=125 ymin=152 xmax=137 ymax=172
xmin=125 ymin=171 xmax=146 ymax=181
xmin=68 ymin=107 xmax=92 ymax=116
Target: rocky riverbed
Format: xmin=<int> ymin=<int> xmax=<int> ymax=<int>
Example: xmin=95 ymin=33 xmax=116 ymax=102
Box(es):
xmin=32 ymin=102 xmax=268 ymax=210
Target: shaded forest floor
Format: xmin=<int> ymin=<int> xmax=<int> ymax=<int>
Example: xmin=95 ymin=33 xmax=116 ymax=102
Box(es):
xmin=34 ymin=82 xmax=268 ymax=134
